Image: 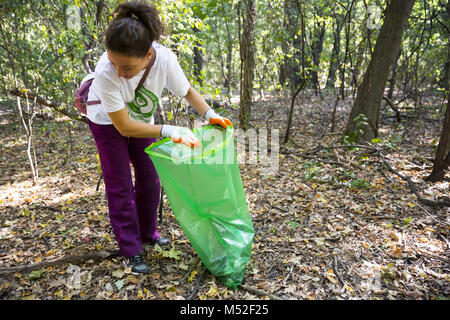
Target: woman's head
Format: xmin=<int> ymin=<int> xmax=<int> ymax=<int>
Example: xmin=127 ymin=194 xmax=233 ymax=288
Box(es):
xmin=105 ymin=0 xmax=163 ymax=78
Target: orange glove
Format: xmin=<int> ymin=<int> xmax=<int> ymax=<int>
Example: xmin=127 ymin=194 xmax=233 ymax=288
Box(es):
xmin=204 ymin=109 xmax=233 ymax=129
xmin=160 ymin=125 xmax=201 ymax=149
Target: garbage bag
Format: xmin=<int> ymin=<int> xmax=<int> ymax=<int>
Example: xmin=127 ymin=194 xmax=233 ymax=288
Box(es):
xmin=145 ymin=125 xmax=254 ymax=289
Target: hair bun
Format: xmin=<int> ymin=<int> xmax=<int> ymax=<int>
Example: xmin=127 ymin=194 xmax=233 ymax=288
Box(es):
xmin=106 ymin=0 xmax=164 ymax=57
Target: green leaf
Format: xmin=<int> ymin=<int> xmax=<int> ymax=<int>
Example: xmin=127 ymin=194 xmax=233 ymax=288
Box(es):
xmin=403 ymin=216 xmax=412 ymax=225
xmin=371 ymin=138 xmax=383 ymax=144
xmin=163 ymin=247 xmax=182 ymax=261
xmin=29 ymin=270 xmax=44 ymax=280
xmin=115 ymin=279 xmax=125 ymax=290
xmin=178 ymin=262 xmax=189 ymax=270
xmin=154 ymin=243 xmax=162 ymax=253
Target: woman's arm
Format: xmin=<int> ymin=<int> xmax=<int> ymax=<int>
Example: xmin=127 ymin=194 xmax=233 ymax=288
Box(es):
xmin=183 ymin=87 xmax=212 ymax=117
xmin=184 ymin=87 xmax=233 ymax=128
xmin=108 ymin=107 xmax=162 ymax=138
xmin=109 ymin=87 xmax=209 ymax=138
xmin=107 ymin=107 xmax=199 ymax=148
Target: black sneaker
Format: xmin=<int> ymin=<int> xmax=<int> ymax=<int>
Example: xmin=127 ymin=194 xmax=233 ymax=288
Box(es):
xmin=143 ymin=237 xmax=172 ymax=250
xmin=153 ymin=237 xmax=171 ymax=247
xmin=122 ymin=254 xmax=149 ymax=275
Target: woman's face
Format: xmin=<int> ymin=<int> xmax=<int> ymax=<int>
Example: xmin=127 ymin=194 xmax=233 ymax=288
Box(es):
xmin=107 ymin=49 xmax=152 ymax=79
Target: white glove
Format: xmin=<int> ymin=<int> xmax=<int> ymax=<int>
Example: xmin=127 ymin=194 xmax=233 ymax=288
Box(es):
xmin=204 ymin=108 xmax=233 ymax=128
xmin=160 ymin=125 xmax=201 ymax=149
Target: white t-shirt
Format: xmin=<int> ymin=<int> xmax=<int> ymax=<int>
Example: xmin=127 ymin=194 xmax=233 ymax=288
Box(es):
xmin=86 ymin=42 xmax=190 ymax=125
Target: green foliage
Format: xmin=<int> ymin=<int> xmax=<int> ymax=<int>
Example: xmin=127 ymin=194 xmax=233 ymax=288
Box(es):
xmin=302 ymin=161 xmax=321 ymax=181
xmin=381 ymin=263 xmax=397 ymax=283
xmin=288 ymin=219 xmax=302 ymax=230
xmin=0 ymin=0 xmax=447 ymax=128
xmin=403 ymin=216 xmax=412 ymax=226
xmin=350 ymin=178 xmax=370 ymax=190
xmin=29 ymin=269 xmax=45 ymax=280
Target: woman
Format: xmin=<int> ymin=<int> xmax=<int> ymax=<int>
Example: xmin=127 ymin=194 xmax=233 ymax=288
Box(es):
xmin=86 ymin=0 xmax=232 ymax=274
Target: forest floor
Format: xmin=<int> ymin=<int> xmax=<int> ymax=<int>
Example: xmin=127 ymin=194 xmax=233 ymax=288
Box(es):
xmin=0 ymin=90 xmax=449 ymax=300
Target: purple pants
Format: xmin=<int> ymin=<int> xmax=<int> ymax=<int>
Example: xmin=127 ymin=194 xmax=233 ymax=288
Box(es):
xmin=88 ymin=120 xmax=160 ymax=257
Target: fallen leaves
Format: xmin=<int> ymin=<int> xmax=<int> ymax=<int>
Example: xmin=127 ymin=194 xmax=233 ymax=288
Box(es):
xmin=188 ymin=270 xmax=198 ymax=283
xmin=1 ymin=94 xmax=449 ymax=301
xmin=324 ymin=269 xmax=339 ymax=285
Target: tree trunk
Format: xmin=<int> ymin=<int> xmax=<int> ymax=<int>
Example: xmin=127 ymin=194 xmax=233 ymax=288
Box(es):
xmin=239 ymin=0 xmax=256 ymax=130
xmin=425 ymin=93 xmax=450 ymax=182
xmin=225 ymin=20 xmax=233 ymax=96
xmin=339 ymin=0 xmax=355 ymax=100
xmin=279 ymin=0 xmax=302 ymax=91
xmin=193 ymin=26 xmax=203 ymax=86
xmin=352 ymin=25 xmax=371 ymax=99
xmin=326 ymin=16 xmax=343 ymax=89
xmin=345 ymin=0 xmax=416 ymax=142
xmin=311 ymin=20 xmax=326 ymax=96
xmin=387 ymin=49 xmax=401 ymax=100
xmin=284 ymin=0 xmax=306 ymax=144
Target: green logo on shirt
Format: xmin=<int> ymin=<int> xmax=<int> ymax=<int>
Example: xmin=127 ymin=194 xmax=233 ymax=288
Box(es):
xmin=127 ymin=87 xmax=158 ymax=120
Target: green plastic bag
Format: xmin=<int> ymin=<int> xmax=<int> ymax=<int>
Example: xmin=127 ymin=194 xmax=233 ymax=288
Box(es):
xmin=145 ymin=125 xmax=254 ymax=289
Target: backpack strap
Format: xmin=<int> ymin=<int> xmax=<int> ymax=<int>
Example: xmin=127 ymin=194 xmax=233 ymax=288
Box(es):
xmin=87 ymin=99 xmax=101 ymax=105
xmin=135 ymin=48 xmax=156 ymax=93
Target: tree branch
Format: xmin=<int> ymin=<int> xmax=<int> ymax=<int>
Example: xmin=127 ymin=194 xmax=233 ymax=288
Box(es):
xmin=0 ymin=250 xmax=120 ymax=277
xmin=9 ymin=89 xmax=88 ymax=124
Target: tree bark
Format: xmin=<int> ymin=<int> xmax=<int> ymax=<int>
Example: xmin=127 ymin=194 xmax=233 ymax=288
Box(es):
xmin=345 ymin=0 xmax=416 ymax=141
xmin=425 ymin=94 xmax=450 ymax=182
xmin=387 ymin=49 xmax=401 ymax=100
xmin=311 ymin=20 xmax=326 ymax=96
xmin=326 ymin=16 xmax=344 ymax=89
xmin=239 ymin=0 xmax=256 ymax=130
xmin=279 ymin=0 xmax=302 ymax=91
xmin=283 ymin=0 xmax=306 ymax=144
xmin=339 ymin=0 xmax=356 ymax=99
xmin=193 ymin=26 xmax=203 ymax=86
xmin=225 ymin=20 xmax=233 ymax=96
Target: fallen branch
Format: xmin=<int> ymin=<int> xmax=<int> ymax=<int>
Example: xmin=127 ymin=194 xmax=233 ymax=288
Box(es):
xmin=410 ymin=199 xmax=450 ymax=227
xmin=187 ymin=265 xmax=207 ymax=300
xmin=0 ymin=250 xmax=121 ymax=277
xmin=239 ymin=284 xmax=284 ymax=300
xmin=382 ymin=95 xmax=401 ymax=122
xmin=332 ymin=255 xmax=346 ymax=287
xmin=96 ymin=173 xmax=103 ymax=192
xmin=254 ymin=202 xmax=273 ymax=235
xmin=377 ymin=151 xmax=450 ymax=207
xmin=280 ymin=145 xmax=343 ymax=167
xmin=280 ymin=145 xmax=365 ymax=171
xmin=9 ymin=88 xmax=88 ymax=124
xmin=284 ymin=143 xmax=450 ymax=207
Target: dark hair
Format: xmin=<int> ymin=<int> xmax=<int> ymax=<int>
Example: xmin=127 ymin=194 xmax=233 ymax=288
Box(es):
xmin=105 ymin=0 xmax=163 ymax=57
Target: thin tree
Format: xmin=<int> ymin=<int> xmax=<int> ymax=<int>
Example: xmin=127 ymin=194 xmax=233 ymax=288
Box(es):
xmin=425 ymin=92 xmax=450 ymax=182
xmin=238 ymin=0 xmax=256 ymax=130
xmin=283 ymin=0 xmax=307 ymax=145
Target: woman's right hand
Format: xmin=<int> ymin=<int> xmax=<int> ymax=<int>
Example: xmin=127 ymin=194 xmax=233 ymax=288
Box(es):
xmin=160 ymin=125 xmax=201 ymax=149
